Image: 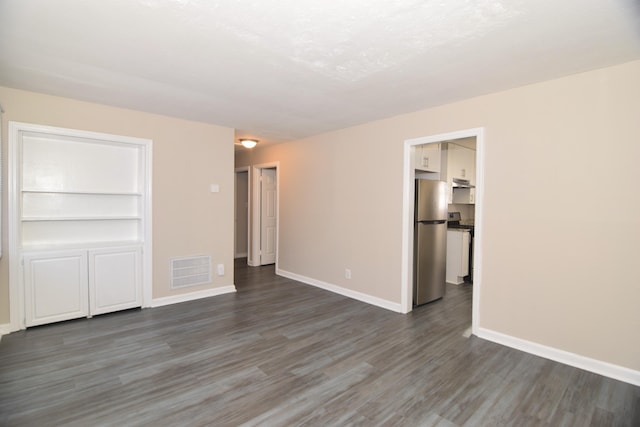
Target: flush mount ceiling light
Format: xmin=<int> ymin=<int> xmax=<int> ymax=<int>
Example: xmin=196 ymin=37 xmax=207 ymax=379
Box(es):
xmin=239 ymin=139 xmax=258 ymax=149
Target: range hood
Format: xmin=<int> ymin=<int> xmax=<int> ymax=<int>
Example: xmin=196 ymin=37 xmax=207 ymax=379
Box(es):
xmin=452 ymin=178 xmax=475 ymax=188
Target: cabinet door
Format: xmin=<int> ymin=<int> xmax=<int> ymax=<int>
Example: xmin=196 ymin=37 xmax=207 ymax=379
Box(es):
xmin=448 ymin=144 xmax=475 ymax=180
xmin=89 ymin=246 xmax=142 ymax=315
xmin=24 ymin=250 xmax=89 ymax=327
xmin=446 ymin=231 xmax=470 ymax=285
xmin=415 ymin=144 xmax=441 ymax=172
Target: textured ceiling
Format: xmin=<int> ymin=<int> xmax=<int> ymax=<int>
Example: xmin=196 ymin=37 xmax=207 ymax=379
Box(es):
xmin=1 ymin=0 xmax=639 ymax=146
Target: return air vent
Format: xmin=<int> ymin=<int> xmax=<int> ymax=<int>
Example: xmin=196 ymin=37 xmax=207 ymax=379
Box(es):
xmin=171 ymin=255 xmax=211 ymax=289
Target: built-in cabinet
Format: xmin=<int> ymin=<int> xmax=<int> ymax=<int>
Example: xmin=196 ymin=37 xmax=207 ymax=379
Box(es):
xmin=9 ymin=122 xmax=151 ymax=330
xmin=447 ymin=143 xmax=475 ymax=183
xmin=414 ymin=144 xmax=441 ymax=173
xmin=23 ymin=249 xmax=88 ymax=327
xmin=89 ymin=246 xmax=142 ymax=316
xmin=23 ymin=246 xmax=141 ymax=326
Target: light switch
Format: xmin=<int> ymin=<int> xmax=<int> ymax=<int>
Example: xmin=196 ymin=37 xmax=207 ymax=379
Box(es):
xmin=210 ymin=184 xmax=219 ymax=193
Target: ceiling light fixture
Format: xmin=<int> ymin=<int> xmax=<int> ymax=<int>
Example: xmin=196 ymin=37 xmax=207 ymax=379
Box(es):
xmin=240 ymin=139 xmax=258 ymax=149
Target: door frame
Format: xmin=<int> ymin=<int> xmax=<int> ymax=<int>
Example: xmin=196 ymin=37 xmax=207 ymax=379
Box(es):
xmin=249 ymin=162 xmax=279 ymax=267
xmin=234 ymin=167 xmax=251 ymax=260
xmin=401 ymin=127 xmax=484 ymax=336
xmin=7 ymin=122 xmax=153 ymax=332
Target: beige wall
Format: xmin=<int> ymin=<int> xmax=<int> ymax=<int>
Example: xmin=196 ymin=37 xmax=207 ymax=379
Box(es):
xmin=0 ymin=86 xmax=235 ymax=324
xmin=236 ymin=60 xmax=640 ymax=371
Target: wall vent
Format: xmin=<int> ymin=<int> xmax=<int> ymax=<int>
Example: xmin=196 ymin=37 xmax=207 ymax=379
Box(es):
xmin=171 ymin=255 xmax=211 ymax=289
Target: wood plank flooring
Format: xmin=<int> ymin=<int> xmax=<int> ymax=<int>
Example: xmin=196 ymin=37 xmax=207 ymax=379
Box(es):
xmin=1 ymin=259 xmax=638 ymax=426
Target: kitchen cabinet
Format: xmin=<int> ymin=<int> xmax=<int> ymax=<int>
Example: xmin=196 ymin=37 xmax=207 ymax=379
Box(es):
xmin=23 ymin=246 xmax=142 ymax=326
xmin=414 ymin=144 xmax=441 ymax=173
xmin=446 ymin=143 xmax=476 ymax=203
xmin=446 ymin=230 xmax=470 ymax=285
xmin=452 ymin=188 xmax=475 ymax=204
xmin=447 ymin=144 xmax=475 ymax=183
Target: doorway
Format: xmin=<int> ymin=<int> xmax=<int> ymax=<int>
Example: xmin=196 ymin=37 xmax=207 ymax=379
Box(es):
xmin=250 ymin=162 xmax=279 ymax=267
xmin=234 ymin=168 xmax=249 ymax=259
xmin=401 ymin=128 xmax=484 ymax=336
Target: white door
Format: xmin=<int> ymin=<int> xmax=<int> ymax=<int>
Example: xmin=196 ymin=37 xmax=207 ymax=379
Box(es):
xmin=23 ymin=250 xmax=89 ymax=327
xmin=260 ymin=168 xmax=277 ymax=265
xmin=89 ymin=246 xmax=142 ymax=316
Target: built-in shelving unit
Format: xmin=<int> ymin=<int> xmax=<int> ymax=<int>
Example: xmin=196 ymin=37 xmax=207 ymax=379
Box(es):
xmin=19 ymin=132 xmax=145 ymax=250
xmin=21 ymin=189 xmax=143 ymax=248
xmin=9 ymin=122 xmax=152 ymax=330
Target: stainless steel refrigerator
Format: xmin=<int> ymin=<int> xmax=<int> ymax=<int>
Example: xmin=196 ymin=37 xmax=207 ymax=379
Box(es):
xmin=414 ymin=179 xmax=447 ymax=305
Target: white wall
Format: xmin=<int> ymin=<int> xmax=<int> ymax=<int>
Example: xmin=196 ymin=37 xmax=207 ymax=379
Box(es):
xmin=236 ymin=60 xmax=640 ymax=375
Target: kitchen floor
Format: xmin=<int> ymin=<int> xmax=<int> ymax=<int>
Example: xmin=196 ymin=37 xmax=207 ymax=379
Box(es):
xmin=0 ymin=260 xmax=637 ymax=426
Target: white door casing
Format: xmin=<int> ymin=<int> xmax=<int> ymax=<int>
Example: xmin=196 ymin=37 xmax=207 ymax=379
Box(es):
xmin=260 ymin=168 xmax=277 ymax=265
xmin=402 ymin=128 xmax=484 ymax=337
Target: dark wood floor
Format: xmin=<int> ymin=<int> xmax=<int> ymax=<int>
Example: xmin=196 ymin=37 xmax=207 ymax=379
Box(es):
xmin=1 ymin=259 xmax=638 ymax=426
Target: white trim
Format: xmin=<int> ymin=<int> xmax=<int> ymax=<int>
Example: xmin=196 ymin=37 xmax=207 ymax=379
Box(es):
xmin=8 ymin=123 xmax=20 ymax=331
xmin=401 ymin=127 xmax=484 ymax=338
xmin=477 ymin=327 xmax=640 ymax=387
xmin=277 ymin=268 xmax=403 ymax=313
xmin=8 ymin=122 xmax=153 ymax=331
xmin=142 ymin=140 xmax=153 ymax=308
xmin=0 ymin=106 xmax=3 ymax=259
xmin=251 ymin=162 xmax=279 ymax=268
xmin=150 ymin=286 xmax=236 ymax=308
xmin=0 ymin=323 xmax=11 ymax=338
xmin=234 ymin=252 xmax=248 ymax=258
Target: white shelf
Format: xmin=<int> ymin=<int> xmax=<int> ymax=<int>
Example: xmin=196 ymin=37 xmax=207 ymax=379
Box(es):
xmin=22 ymin=219 xmax=141 ymax=247
xmin=22 ymin=192 xmax=141 ymax=219
xmin=22 ymin=189 xmax=142 ymax=196
xmin=22 ymin=240 xmax=143 ymax=252
xmin=22 ymin=216 xmax=142 ymax=222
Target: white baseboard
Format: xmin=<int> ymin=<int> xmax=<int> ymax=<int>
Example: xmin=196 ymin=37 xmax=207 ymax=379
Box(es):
xmin=477 ymin=327 xmax=640 ymax=387
xmin=234 ymin=252 xmax=247 ymax=259
xmin=277 ymin=268 xmax=403 ymax=313
xmin=0 ymin=323 xmax=11 ymax=341
xmin=150 ymin=285 xmax=236 ymax=308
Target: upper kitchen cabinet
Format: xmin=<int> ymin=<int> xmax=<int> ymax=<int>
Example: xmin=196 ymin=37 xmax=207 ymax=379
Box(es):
xmin=445 ymin=140 xmax=476 ymax=204
xmin=447 ymin=143 xmax=475 ymax=185
xmin=414 ymin=143 xmax=441 ymax=173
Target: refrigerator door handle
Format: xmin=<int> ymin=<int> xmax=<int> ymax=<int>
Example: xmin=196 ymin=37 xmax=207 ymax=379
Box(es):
xmin=418 ymin=220 xmax=447 ymax=225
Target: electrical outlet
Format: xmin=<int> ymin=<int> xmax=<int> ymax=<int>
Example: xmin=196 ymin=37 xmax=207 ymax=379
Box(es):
xmin=217 ymin=264 xmax=224 ymax=276
xmin=345 ymin=269 xmax=351 ymax=279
